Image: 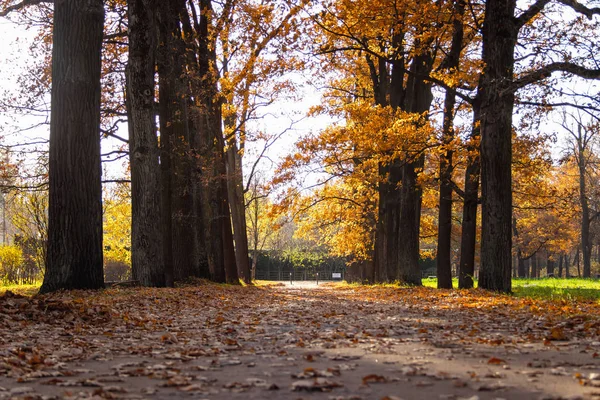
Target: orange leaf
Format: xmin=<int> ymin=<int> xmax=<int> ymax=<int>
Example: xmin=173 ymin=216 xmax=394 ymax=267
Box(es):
xmin=487 ymin=357 xmax=506 ymax=365
xmin=549 ymin=327 xmax=568 ymax=341
xmin=362 ymin=374 xmax=387 ymax=385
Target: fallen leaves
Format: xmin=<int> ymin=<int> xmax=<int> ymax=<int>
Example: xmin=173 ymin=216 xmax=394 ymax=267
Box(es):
xmin=487 ymin=357 xmax=506 ymax=365
xmin=291 ymin=377 xmax=343 ymax=391
xmin=0 ymin=282 xmax=595 ymax=399
xmin=361 ymin=374 xmax=387 ymax=385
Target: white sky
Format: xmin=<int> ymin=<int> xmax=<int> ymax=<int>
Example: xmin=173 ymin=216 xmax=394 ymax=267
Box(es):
xmin=1 ymin=5 xmax=599 ymax=191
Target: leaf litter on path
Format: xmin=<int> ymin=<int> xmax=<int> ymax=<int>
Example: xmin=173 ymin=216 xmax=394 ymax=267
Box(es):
xmin=0 ymin=283 xmax=598 ymax=399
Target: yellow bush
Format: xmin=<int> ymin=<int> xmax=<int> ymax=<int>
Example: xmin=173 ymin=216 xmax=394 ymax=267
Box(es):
xmin=0 ymin=245 xmax=24 ymax=285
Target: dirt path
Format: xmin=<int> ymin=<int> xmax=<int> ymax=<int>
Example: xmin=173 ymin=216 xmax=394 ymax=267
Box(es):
xmin=0 ymin=283 xmax=598 ymax=399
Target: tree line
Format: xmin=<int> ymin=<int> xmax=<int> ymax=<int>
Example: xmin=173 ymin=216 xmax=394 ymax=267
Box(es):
xmin=1 ymin=0 xmax=600 ymax=293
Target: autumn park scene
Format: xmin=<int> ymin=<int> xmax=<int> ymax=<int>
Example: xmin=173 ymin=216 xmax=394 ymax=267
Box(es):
xmin=2 ymin=0 xmax=600 ymax=399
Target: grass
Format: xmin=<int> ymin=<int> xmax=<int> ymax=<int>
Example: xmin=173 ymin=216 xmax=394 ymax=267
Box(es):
xmin=0 ymin=282 xmax=41 ymax=297
xmin=423 ymin=277 xmax=600 ymax=301
xmin=512 ymin=278 xmax=600 ymax=301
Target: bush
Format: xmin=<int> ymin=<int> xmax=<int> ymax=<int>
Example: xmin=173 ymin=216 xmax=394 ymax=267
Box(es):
xmin=0 ymin=245 xmax=24 ymax=285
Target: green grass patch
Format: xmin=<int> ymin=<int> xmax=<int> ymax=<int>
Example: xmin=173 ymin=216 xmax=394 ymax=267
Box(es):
xmin=0 ymin=282 xmax=41 ymax=297
xmin=512 ymin=278 xmax=600 ymax=301
xmin=423 ymin=277 xmax=600 ymax=301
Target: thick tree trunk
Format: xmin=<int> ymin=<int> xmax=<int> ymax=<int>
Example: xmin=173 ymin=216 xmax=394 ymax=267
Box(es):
xmin=396 ymin=157 xmax=424 ymax=285
xmin=436 ymin=0 xmax=464 ymax=290
xmin=477 ymin=0 xmax=518 ymax=293
xmin=394 ymin=53 xmax=434 ymax=285
xmin=171 ymin=136 xmax=196 ymax=282
xmin=127 ymin=0 xmax=164 ymax=287
xmin=458 ymin=107 xmax=481 ymax=289
xmin=192 ymin=0 xmax=237 ymax=283
xmin=382 ymin=164 xmax=402 ymax=282
xmin=226 ymin=141 xmax=251 ymax=283
xmin=41 ymin=0 xmax=105 ymax=293
xmin=437 ymin=149 xmax=453 ymax=288
xmin=566 ymin=254 xmax=571 ymax=278
xmin=156 ymin=0 xmax=192 ymax=287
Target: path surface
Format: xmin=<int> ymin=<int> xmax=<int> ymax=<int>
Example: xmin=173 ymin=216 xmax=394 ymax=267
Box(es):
xmin=0 ymin=283 xmax=598 ymax=399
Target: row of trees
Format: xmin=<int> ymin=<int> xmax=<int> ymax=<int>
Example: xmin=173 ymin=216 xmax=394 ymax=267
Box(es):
xmin=1 ymin=0 xmax=600 ymax=292
xmin=273 ymin=0 xmax=600 ymax=292
xmin=0 ymin=0 xmax=307 ymax=291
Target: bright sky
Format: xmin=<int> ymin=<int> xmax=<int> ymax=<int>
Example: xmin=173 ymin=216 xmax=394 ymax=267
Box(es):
xmin=0 ymin=16 xmax=334 ymax=188
xmin=1 ymin=5 xmax=599 ymax=190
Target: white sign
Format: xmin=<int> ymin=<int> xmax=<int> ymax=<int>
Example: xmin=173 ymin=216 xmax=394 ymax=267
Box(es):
xmin=332 ymin=273 xmax=342 ymax=279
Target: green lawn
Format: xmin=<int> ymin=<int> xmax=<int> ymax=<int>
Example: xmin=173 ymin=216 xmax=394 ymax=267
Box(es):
xmin=423 ymin=277 xmax=600 ymax=301
xmin=0 ymin=282 xmax=41 ymax=296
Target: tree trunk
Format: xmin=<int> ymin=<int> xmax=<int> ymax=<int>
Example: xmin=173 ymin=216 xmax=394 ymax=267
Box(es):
xmin=127 ymin=0 xmax=164 ymax=287
xmin=558 ymin=254 xmax=563 ymax=278
xmin=395 ymin=52 xmax=434 ymax=285
xmin=477 ymin=0 xmax=518 ymax=293
xmin=41 ymin=0 xmax=105 ymax=293
xmin=517 ymin=251 xmax=527 ymax=278
xmin=458 ymin=107 xmax=481 ymax=289
xmin=546 ymin=254 xmax=555 ymax=276
xmin=371 ymin=29 xmax=434 ymax=285
xmin=531 ymin=253 xmax=538 ymax=278
xmin=565 ymin=253 xmax=571 ymax=278
xmin=436 ymin=0 xmax=465 ymax=290
xmin=193 ymin=0 xmax=237 ymax=283
xmin=578 ymin=145 xmax=592 ymax=278
xmin=171 ymin=136 xmax=196 ymax=282
xmin=396 ymin=157 xmax=424 ymax=285
xmin=576 ymin=247 xmax=581 ymax=277
xmin=381 ymin=163 xmax=402 ymax=282
xmin=226 ymin=140 xmax=251 ymax=284
xmin=156 ymin=0 xmax=193 ymax=287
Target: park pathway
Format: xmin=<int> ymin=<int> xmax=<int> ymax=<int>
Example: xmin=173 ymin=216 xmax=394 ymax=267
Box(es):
xmin=0 ymin=282 xmax=597 ymax=399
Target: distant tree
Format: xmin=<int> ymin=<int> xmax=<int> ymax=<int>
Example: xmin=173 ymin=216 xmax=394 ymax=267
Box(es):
xmin=560 ymin=113 xmax=600 ymax=278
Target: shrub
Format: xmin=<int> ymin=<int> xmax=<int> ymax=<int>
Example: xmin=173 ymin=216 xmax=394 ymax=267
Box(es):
xmin=0 ymin=245 xmax=24 ymax=285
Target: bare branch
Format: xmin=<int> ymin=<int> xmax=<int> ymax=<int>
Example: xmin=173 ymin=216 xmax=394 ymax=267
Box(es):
xmin=512 ymin=62 xmax=600 ymax=92
xmin=0 ymin=0 xmax=52 ymax=17
xmin=556 ymin=0 xmax=600 ymax=19
xmin=515 ymin=0 xmax=552 ymax=28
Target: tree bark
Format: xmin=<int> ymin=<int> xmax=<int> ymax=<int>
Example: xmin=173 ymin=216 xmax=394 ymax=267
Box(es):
xmin=458 ymin=106 xmax=481 ymax=289
xmin=394 ymin=52 xmax=434 ymax=285
xmin=517 ymin=251 xmax=527 ymax=278
xmin=477 ymin=0 xmax=518 ymax=293
xmin=578 ymin=135 xmax=592 ymax=278
xmin=576 ymin=247 xmax=581 ymax=277
xmin=41 ymin=0 xmax=105 ymax=293
xmin=226 ymin=135 xmax=251 ymax=284
xmin=156 ymin=0 xmax=192 ymax=287
xmin=546 ymin=254 xmax=555 ymax=276
xmin=558 ymin=254 xmax=563 ymax=278
xmin=192 ymin=0 xmax=237 ymax=283
xmin=127 ymin=0 xmax=165 ymax=287
xmin=436 ymin=0 xmax=465 ymax=290
xmin=531 ymin=253 xmax=538 ymax=278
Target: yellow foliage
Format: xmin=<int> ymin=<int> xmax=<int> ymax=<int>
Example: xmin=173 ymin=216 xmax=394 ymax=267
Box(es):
xmin=103 ymin=195 xmax=131 ymax=266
